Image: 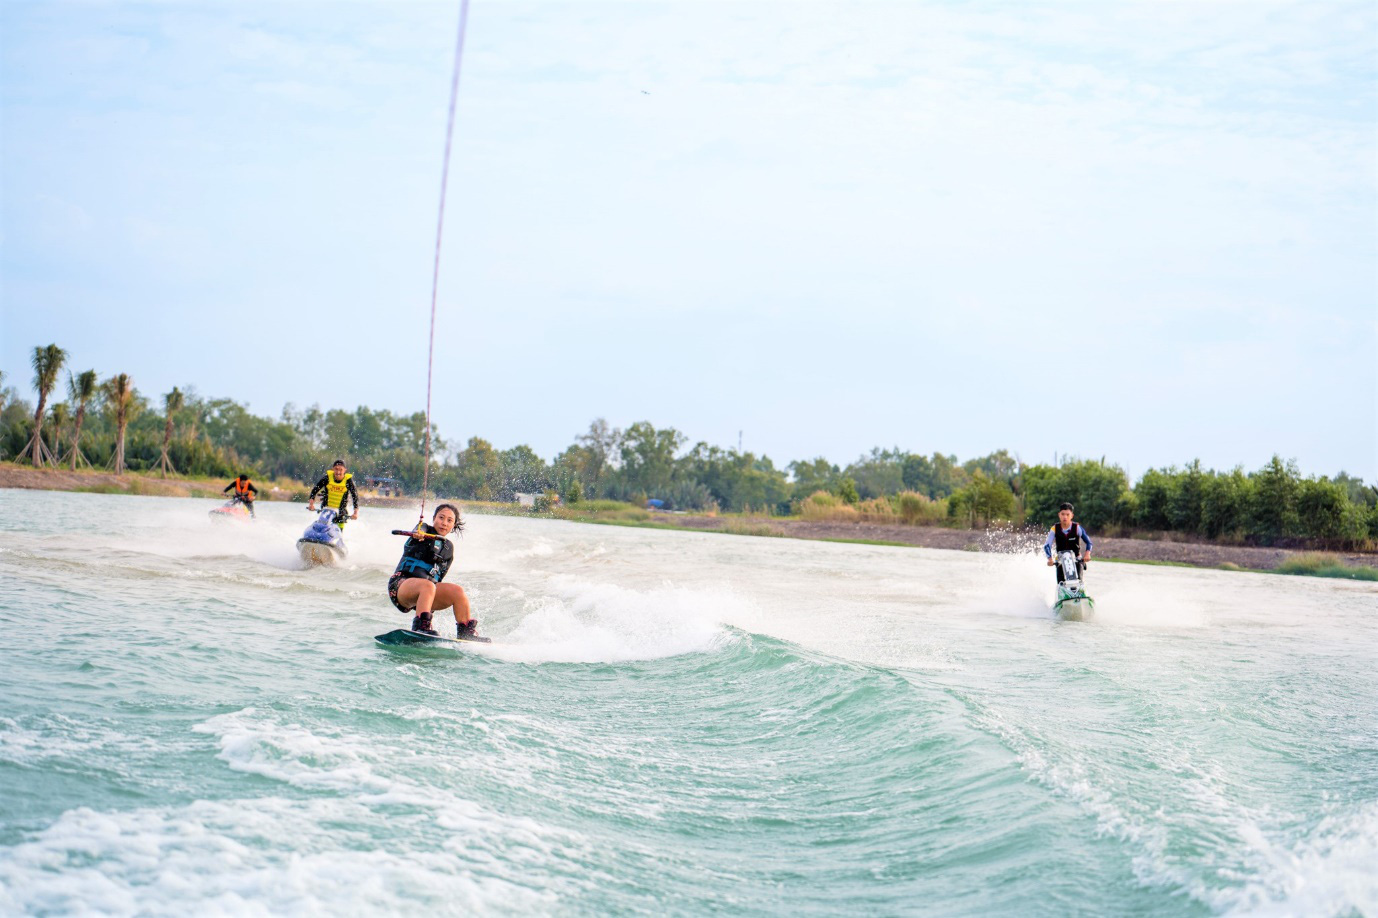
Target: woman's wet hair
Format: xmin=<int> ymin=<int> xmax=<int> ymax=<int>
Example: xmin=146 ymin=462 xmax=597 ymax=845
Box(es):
xmin=433 ymin=503 xmax=463 ymax=532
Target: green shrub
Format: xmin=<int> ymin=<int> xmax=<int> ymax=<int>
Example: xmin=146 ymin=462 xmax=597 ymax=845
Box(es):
xmin=799 ymin=490 xmax=859 ymax=522
xmin=897 ymin=491 xmax=947 ymax=525
xmin=1296 ymin=478 xmax=1367 ymax=541
xmin=856 ymin=497 xmax=896 ymax=522
xmin=948 ymin=471 xmax=1015 ymax=527
xmin=837 ymin=477 xmax=859 ymax=505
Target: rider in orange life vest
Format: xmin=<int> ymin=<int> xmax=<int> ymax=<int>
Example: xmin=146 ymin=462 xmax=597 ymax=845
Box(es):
xmin=1044 ymin=502 xmax=1092 ymax=580
xmin=306 ymin=459 xmax=360 ymax=527
xmin=223 ymin=474 xmax=258 ymax=517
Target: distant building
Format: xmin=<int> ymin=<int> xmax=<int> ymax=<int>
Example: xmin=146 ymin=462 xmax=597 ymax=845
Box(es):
xmin=515 ymin=491 xmax=560 ymax=510
xmin=362 ymin=476 xmax=404 ymax=498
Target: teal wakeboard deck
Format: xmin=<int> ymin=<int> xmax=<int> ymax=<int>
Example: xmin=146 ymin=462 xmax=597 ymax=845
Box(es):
xmin=375 ymin=629 xmax=493 ymax=647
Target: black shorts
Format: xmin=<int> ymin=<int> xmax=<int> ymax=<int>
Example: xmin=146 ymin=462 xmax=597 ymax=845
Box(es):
xmin=387 ymin=572 xmax=412 ymax=614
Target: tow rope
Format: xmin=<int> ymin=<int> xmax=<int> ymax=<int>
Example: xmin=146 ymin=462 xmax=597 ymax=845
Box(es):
xmin=409 ymin=0 xmax=472 ymax=541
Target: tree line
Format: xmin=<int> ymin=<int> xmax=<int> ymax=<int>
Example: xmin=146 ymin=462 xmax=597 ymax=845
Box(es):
xmin=4 ymin=343 xmax=1375 ymax=546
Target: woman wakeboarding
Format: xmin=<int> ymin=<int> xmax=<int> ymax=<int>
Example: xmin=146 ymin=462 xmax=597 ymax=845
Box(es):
xmin=386 ymin=503 xmax=482 ymax=640
xmin=376 ymin=0 xmax=487 ymax=647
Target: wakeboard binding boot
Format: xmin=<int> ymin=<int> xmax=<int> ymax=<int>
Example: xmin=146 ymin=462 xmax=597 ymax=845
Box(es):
xmin=456 ymin=618 xmax=491 ymax=643
xmin=411 ymin=612 xmax=438 ymax=636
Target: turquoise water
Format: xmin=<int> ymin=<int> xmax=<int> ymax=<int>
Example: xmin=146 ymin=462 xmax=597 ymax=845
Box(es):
xmin=1 ymin=489 xmax=1375 ymax=916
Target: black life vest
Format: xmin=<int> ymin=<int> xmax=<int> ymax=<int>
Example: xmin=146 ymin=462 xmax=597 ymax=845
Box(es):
xmin=393 ymin=524 xmax=454 ymax=583
xmin=1053 ymin=523 xmax=1083 ymax=554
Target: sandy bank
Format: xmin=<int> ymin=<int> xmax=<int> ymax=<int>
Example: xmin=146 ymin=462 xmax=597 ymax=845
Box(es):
xmin=0 ymin=465 xmax=301 ymax=501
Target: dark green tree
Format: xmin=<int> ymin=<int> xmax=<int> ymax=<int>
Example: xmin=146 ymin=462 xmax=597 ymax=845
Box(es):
xmin=949 ymin=470 xmax=1016 ymax=527
xmin=844 ymin=448 xmax=906 ymax=499
xmin=615 ymin=421 xmax=684 ymax=498
xmin=1024 ymin=459 xmax=1129 ymax=530
xmin=1249 ymin=456 xmax=1300 ymax=542
xmin=788 ymin=457 xmax=840 ymax=497
xmin=1199 ymin=468 xmax=1251 ymax=539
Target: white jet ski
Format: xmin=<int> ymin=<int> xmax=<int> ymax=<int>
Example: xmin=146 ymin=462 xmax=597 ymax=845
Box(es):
xmin=1052 ymin=550 xmax=1095 ymax=621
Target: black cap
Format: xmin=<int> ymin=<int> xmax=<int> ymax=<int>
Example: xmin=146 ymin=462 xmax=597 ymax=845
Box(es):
xmin=333 ymin=459 xmax=345 ymax=467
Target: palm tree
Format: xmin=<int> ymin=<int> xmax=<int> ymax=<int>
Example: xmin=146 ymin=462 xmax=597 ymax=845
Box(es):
xmin=158 ymin=387 xmax=184 ymax=476
xmin=103 ymin=374 xmax=136 ymax=475
xmin=50 ymin=403 xmax=71 ymax=462
xmin=67 ymin=370 xmax=98 ymax=470
xmin=25 ymin=344 xmax=68 ymax=466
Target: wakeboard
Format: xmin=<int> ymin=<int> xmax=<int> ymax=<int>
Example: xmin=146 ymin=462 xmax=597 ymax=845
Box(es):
xmin=375 ymin=628 xmax=493 ymax=647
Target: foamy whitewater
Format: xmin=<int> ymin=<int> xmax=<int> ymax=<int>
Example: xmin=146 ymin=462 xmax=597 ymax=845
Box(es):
xmin=1 ymin=489 xmax=1375 ymax=916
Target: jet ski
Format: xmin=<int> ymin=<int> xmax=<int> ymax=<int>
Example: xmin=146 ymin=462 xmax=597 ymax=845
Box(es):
xmin=1052 ymin=550 xmax=1095 ymax=621
xmin=209 ymin=496 xmax=253 ymax=522
xmin=298 ymin=507 xmax=348 ymax=566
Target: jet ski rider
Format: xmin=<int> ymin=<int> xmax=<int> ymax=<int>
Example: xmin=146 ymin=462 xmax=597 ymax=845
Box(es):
xmin=223 ymin=474 xmax=258 ymax=517
xmin=388 ymin=503 xmax=479 ymax=640
xmin=307 ymin=459 xmax=360 ymax=528
xmin=1044 ymin=502 xmax=1092 ymax=581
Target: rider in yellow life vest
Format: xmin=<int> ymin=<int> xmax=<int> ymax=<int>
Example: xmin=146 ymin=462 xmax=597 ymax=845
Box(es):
xmin=307 ymin=459 xmax=360 ymax=527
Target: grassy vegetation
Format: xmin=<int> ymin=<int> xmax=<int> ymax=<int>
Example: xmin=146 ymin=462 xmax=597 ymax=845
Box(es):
xmin=797 ymin=489 xmax=950 ymax=525
xmin=1098 ymin=557 xmax=1204 ymax=569
xmin=816 ymin=537 xmax=912 ymax=548
xmin=1273 ymin=552 xmax=1378 ymax=581
xmin=550 ymin=501 xmax=651 ymax=523
xmin=1101 ymin=555 xmax=1378 ymax=579
xmin=73 ymin=482 xmax=128 ymax=495
xmin=0 ymin=463 xmax=271 ymax=499
xmin=716 ymin=520 xmax=782 ymax=538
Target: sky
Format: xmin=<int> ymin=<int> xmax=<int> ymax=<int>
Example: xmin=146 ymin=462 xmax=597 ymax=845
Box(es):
xmin=2 ymin=0 xmax=1375 ymax=482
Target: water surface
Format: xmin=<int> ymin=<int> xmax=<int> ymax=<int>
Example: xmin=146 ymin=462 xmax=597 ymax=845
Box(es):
xmin=1 ymin=489 xmax=1374 ymax=916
